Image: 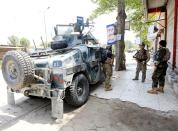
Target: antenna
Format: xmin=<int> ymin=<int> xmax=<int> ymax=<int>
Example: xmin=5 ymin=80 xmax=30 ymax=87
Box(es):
xmin=41 ymin=36 xmax=46 ymax=49
xmin=33 ymin=40 xmax=37 ymax=50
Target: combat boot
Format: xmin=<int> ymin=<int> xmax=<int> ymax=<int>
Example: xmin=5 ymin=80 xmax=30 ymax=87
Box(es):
xmin=132 ymin=78 xmax=139 ymax=80
xmin=147 ymin=88 xmax=158 ymax=94
xmin=141 ymin=79 xmax=145 ymax=83
xmin=105 ymin=88 xmax=112 ymax=91
xmin=156 ymin=87 xmax=164 ymax=93
xmin=105 ymin=85 xmax=112 ymax=91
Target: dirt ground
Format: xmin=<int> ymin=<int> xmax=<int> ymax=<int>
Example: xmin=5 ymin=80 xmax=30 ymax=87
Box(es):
xmin=0 ymin=96 xmax=178 ymax=131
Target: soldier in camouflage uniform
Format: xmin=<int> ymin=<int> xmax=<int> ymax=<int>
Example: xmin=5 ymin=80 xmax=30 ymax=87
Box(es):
xmin=103 ymin=46 xmax=114 ymax=91
xmin=133 ymin=42 xmax=150 ymax=82
xmin=147 ymin=40 xmax=170 ymax=94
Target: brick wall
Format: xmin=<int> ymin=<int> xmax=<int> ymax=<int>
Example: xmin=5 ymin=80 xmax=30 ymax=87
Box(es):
xmin=0 ymin=46 xmax=25 ymax=60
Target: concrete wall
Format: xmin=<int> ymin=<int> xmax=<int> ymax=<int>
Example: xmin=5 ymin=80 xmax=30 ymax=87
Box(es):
xmin=158 ymin=12 xmax=166 ymax=40
xmin=167 ymin=0 xmax=174 ymax=65
xmin=166 ymin=0 xmax=178 ymax=97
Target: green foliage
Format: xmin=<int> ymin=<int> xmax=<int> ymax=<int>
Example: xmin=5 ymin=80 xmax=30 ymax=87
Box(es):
xmin=8 ymin=36 xmax=31 ymax=47
xmin=8 ymin=35 xmax=19 ymax=46
xmin=126 ymin=0 xmax=153 ymax=45
xmin=90 ymin=0 xmax=117 ymax=20
xmin=20 ymin=37 xmax=30 ymax=48
xmin=90 ymin=0 xmax=153 ymax=45
xmin=125 ymin=40 xmax=137 ymax=51
xmin=112 ymin=44 xmax=116 ymax=55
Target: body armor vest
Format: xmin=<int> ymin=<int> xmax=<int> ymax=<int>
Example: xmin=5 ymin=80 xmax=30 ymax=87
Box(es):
xmin=133 ymin=49 xmax=148 ymax=62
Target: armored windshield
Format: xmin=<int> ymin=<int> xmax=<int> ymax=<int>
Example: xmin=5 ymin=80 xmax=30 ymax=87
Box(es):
xmin=56 ymin=25 xmax=74 ymax=35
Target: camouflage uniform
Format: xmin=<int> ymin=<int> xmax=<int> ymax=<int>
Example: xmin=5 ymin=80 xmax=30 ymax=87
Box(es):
xmin=103 ymin=55 xmax=114 ymax=91
xmin=133 ymin=49 xmax=150 ymax=82
xmin=147 ymin=40 xmax=170 ymax=94
xmin=152 ymin=47 xmax=168 ymax=88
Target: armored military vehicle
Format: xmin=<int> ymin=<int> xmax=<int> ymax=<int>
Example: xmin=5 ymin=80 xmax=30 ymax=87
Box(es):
xmin=1 ymin=18 xmax=105 ymax=108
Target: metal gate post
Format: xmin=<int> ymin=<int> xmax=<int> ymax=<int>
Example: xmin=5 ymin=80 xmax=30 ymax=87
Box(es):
xmin=51 ymin=97 xmax=63 ymax=119
xmin=7 ymin=87 xmax=15 ymax=105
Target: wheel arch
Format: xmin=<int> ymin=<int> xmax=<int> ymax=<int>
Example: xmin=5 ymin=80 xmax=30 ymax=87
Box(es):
xmin=72 ymin=71 xmax=90 ymax=84
xmin=65 ymin=71 xmax=90 ymax=107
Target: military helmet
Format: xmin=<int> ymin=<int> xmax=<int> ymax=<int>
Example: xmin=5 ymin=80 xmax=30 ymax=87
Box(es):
xmin=159 ymin=40 xmax=167 ymax=47
xmin=106 ymin=45 xmax=112 ymax=51
xmin=107 ymin=51 xmax=112 ymax=58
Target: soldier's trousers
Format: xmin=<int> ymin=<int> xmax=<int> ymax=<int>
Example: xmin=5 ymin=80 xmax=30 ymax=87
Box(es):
xmin=105 ymin=74 xmax=111 ymax=89
xmin=152 ymin=63 xmax=168 ymax=88
xmin=103 ymin=64 xmax=112 ymax=89
xmin=135 ymin=62 xmax=147 ymax=81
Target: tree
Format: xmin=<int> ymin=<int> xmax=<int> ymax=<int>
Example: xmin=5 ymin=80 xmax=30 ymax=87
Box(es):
xmin=90 ymin=0 xmax=126 ymax=70
xmin=8 ymin=35 xmax=19 ymax=46
xmin=90 ymin=0 xmax=152 ymax=70
xmin=126 ymin=0 xmax=153 ymax=45
xmin=20 ymin=37 xmax=30 ymax=48
xmin=115 ymin=0 xmax=127 ymax=70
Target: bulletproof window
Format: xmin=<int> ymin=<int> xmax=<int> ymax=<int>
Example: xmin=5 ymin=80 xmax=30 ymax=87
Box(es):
xmin=73 ymin=52 xmax=82 ymax=63
xmin=63 ymin=35 xmax=74 ymax=46
xmin=88 ymin=48 xmax=96 ymax=61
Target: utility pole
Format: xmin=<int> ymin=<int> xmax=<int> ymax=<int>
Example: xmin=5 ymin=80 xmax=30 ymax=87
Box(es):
xmin=43 ymin=6 xmax=50 ymax=47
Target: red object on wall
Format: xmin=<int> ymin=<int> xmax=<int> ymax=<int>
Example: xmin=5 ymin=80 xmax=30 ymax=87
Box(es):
xmin=173 ymin=0 xmax=178 ymax=69
xmin=165 ymin=5 xmax=167 ymax=40
xmin=148 ymin=7 xmax=161 ymax=13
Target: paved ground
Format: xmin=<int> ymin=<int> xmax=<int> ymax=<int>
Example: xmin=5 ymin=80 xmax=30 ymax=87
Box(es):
xmin=91 ymin=53 xmax=178 ymax=111
xmin=0 ymin=53 xmax=178 ymax=131
xmin=91 ymin=64 xmax=178 ymax=111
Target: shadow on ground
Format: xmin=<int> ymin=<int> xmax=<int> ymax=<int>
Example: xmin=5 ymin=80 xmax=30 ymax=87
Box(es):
xmin=0 ymin=95 xmax=178 ymax=131
xmin=0 ymin=96 xmax=79 ymax=131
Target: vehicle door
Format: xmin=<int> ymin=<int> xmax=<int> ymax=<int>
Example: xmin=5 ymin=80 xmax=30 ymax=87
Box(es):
xmin=87 ymin=47 xmax=101 ymax=84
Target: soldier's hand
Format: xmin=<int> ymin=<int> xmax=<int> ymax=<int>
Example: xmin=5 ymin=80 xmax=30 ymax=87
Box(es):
xmin=154 ymin=66 xmax=157 ymax=71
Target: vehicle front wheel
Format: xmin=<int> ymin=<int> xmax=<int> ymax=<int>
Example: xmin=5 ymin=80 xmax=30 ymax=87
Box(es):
xmin=65 ymin=74 xmax=89 ymax=107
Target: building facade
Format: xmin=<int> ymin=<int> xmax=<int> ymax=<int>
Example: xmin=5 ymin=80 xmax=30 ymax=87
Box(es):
xmin=143 ymin=0 xmax=178 ymax=95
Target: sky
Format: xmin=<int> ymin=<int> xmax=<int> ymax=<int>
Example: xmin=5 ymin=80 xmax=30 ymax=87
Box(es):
xmin=0 ymin=0 xmax=136 ymax=46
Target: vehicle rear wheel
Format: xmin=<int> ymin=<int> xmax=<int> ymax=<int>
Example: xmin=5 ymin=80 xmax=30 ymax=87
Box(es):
xmin=2 ymin=51 xmax=34 ymax=90
xmin=65 ymin=74 xmax=89 ymax=107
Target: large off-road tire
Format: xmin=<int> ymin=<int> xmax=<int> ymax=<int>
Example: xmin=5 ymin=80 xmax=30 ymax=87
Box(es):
xmin=2 ymin=51 xmax=34 ymax=90
xmin=65 ymin=74 xmax=89 ymax=107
